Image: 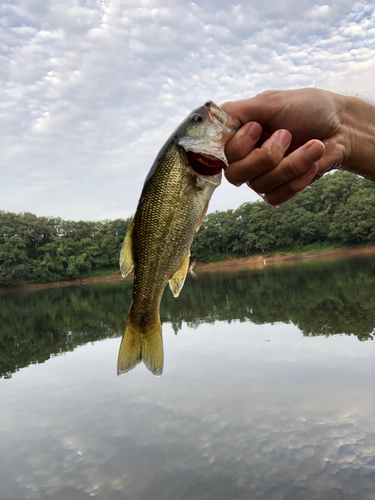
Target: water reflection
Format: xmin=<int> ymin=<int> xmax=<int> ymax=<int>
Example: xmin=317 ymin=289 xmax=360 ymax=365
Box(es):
xmin=1 ymin=258 xmax=375 ymax=499
xmin=1 ymin=326 xmax=374 ymax=499
xmin=0 ymin=257 xmax=375 ymax=378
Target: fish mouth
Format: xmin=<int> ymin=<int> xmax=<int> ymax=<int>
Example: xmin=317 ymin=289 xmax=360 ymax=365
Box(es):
xmin=205 ymin=101 xmax=238 ymax=134
xmin=187 ymin=151 xmax=225 ymax=176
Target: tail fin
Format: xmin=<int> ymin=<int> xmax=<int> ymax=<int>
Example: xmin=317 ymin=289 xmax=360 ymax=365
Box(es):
xmin=117 ymin=312 xmax=163 ymax=376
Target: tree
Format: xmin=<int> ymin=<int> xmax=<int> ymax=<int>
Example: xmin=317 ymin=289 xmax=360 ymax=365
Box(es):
xmin=330 ymin=188 xmax=375 ymax=243
xmin=0 ymin=237 xmax=29 ymax=285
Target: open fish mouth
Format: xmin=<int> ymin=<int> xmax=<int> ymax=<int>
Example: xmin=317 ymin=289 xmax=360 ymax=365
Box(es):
xmin=187 ymin=151 xmax=225 ymax=176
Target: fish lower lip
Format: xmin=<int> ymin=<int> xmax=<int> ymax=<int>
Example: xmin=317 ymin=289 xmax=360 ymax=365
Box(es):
xmin=187 ymin=152 xmax=224 ymax=176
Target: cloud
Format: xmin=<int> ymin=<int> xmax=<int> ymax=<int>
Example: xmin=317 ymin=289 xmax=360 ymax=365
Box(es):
xmin=1 ymin=0 xmax=375 ymax=219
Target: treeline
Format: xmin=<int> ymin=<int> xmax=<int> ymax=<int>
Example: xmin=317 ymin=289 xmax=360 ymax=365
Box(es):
xmin=191 ymin=171 xmax=375 ymax=261
xmin=0 ymin=214 xmax=132 ymax=286
xmin=1 ymin=171 xmax=375 ymax=286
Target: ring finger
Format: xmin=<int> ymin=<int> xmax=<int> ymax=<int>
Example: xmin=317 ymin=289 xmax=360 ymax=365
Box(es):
xmin=248 ymin=140 xmax=325 ymax=194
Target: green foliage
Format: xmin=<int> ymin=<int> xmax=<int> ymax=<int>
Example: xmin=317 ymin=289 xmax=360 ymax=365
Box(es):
xmin=330 ymin=187 xmax=375 ymax=243
xmin=0 ymin=237 xmax=29 ymax=285
xmin=191 ymin=171 xmax=375 ymax=262
xmin=0 ymin=211 xmax=132 ymax=286
xmin=1 ymin=171 xmax=375 ymax=286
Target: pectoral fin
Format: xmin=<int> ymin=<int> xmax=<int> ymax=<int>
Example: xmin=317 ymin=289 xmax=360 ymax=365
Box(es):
xmin=182 ymin=180 xmax=197 ymax=200
xmin=119 ymin=219 xmax=135 ymax=278
xmin=169 ymin=252 xmax=190 ymax=298
xmin=196 ymin=202 xmax=209 ymax=232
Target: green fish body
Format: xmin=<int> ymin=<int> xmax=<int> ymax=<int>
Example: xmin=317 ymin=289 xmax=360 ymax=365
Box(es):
xmin=118 ymin=102 xmax=236 ymax=375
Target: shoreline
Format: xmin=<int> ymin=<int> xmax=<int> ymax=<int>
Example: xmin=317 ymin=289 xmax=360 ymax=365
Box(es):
xmin=192 ymin=244 xmax=375 ymax=273
xmin=1 ymin=244 xmax=375 ymax=295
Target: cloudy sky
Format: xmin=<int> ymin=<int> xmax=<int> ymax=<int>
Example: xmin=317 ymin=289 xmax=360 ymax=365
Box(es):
xmin=1 ymin=0 xmax=375 ymax=221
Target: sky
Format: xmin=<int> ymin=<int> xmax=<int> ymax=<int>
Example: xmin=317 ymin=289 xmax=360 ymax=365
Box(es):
xmin=1 ymin=0 xmax=375 ymax=221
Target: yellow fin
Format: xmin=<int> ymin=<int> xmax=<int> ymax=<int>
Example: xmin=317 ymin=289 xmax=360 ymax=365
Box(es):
xmin=169 ymin=252 xmax=190 ymax=298
xmin=117 ymin=312 xmax=163 ymax=376
xmin=119 ymin=219 xmax=135 ymax=278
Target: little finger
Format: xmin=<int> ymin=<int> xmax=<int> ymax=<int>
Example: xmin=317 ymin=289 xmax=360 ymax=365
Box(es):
xmin=264 ymin=163 xmax=319 ymax=206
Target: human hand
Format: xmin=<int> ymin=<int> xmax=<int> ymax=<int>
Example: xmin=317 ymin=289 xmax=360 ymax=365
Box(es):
xmin=221 ymin=88 xmax=351 ymax=205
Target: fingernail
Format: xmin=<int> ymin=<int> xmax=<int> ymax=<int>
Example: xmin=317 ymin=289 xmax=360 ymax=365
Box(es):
xmin=305 ymin=142 xmax=324 ymax=163
xmin=246 ymin=122 xmax=262 ymax=142
xmin=276 ymin=130 xmax=292 ymax=150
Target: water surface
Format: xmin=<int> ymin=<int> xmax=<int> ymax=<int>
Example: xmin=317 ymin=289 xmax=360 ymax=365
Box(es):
xmin=1 ymin=257 xmax=375 ymax=499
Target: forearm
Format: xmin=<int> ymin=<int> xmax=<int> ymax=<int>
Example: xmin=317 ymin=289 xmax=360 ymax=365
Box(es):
xmin=341 ymin=95 xmax=375 ymax=181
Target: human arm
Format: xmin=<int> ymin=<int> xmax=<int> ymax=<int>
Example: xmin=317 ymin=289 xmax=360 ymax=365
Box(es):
xmin=221 ymin=88 xmax=375 ymax=205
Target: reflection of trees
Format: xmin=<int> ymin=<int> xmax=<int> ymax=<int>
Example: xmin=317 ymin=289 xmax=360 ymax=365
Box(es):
xmin=162 ymin=258 xmax=375 ymax=341
xmin=1 ymin=258 xmax=374 ymax=378
xmin=0 ymin=283 xmax=133 ymax=378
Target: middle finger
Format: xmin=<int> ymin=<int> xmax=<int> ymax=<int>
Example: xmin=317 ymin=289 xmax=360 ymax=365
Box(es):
xmin=225 ymin=129 xmax=292 ymax=186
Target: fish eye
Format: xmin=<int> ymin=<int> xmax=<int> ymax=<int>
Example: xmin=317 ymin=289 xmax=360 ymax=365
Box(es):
xmin=190 ymin=113 xmax=203 ymax=123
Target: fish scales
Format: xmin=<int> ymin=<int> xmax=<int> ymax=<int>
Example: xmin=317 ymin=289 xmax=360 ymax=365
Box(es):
xmin=118 ymin=102 xmax=237 ymax=376
xmin=132 ymin=144 xmax=213 ymax=320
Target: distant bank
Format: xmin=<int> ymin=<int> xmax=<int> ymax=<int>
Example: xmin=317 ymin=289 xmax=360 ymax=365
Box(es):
xmin=2 ymin=243 xmax=375 ymax=296
xmin=192 ymin=244 xmax=375 ymax=273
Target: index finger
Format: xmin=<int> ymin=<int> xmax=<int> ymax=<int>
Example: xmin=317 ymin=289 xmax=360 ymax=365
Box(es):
xmin=225 ymin=121 xmax=262 ymax=163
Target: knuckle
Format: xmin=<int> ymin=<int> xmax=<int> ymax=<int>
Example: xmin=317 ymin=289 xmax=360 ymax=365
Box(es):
xmin=224 ymin=167 xmax=243 ymax=187
xmin=255 ymin=147 xmax=279 ymax=170
xmin=231 ymin=141 xmax=249 ymax=162
xmin=226 ymin=133 xmax=252 ymax=163
xmin=221 ymin=100 xmax=231 ymax=108
xmin=223 ymin=167 xmax=236 ymax=184
xmin=268 ymin=199 xmax=283 ymax=207
xmin=250 ymin=179 xmax=267 ymax=194
xmin=246 ymin=180 xmax=257 ymax=191
xmin=288 ymin=183 xmax=300 ymax=195
xmin=258 ymin=90 xmax=275 ymax=99
xmin=263 ymin=192 xmax=281 ymax=206
xmin=250 ymin=175 xmax=275 ymax=195
xmin=284 ymin=159 xmax=306 ymax=180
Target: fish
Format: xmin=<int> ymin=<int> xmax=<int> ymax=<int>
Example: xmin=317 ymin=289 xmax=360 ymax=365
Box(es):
xmin=118 ymin=101 xmax=237 ymax=376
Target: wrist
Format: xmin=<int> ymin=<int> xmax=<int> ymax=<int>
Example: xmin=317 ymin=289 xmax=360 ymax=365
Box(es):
xmin=340 ymin=95 xmax=375 ymax=181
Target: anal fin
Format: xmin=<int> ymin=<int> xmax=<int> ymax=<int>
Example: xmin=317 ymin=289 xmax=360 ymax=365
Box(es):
xmin=169 ymin=252 xmax=190 ymax=298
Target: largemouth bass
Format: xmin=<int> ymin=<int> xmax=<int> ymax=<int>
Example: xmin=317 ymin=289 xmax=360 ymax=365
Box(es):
xmin=118 ymin=102 xmax=237 ymax=376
